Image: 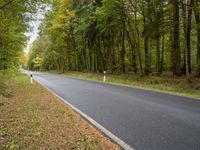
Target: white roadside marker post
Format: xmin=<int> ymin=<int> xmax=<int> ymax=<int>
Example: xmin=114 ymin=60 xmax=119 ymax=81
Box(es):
xmin=103 ymin=71 xmax=106 ymax=82
xmin=30 ymin=72 xmax=33 ymax=84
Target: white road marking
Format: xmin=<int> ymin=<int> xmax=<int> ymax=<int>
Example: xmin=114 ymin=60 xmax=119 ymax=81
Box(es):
xmin=32 ymin=75 xmax=135 ymax=150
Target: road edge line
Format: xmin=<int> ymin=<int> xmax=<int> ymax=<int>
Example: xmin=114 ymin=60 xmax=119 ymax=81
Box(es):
xmin=33 ymin=77 xmax=135 ymax=150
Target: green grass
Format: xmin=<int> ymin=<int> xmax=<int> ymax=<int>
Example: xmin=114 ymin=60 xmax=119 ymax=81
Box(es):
xmin=56 ymin=71 xmax=200 ymax=99
xmin=0 ymin=73 xmax=119 ymax=150
xmin=0 ymin=72 xmax=13 ymax=98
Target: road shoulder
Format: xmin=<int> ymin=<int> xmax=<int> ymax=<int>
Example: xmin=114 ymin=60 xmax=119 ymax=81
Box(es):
xmin=0 ymin=74 xmax=119 ymax=150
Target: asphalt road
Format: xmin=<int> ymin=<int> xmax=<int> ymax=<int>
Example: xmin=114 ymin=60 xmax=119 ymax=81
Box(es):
xmin=29 ymin=72 xmax=200 ymax=150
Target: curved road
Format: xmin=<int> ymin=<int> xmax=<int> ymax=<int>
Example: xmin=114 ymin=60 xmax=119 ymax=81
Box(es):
xmin=30 ymin=72 xmax=200 ymax=150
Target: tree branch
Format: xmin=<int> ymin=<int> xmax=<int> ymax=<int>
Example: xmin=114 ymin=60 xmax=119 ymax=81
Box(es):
xmin=0 ymin=0 xmax=14 ymax=10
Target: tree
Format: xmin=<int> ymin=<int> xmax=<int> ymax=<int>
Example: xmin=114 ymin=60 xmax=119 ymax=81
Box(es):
xmin=0 ymin=0 xmax=47 ymax=71
xmin=194 ymin=0 xmax=200 ymax=76
xmin=26 ymin=0 xmax=200 ymax=81
xmin=172 ymin=0 xmax=181 ymax=76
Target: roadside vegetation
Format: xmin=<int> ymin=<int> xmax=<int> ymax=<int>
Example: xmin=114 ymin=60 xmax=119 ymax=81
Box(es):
xmin=25 ymin=0 xmax=200 ymax=97
xmin=0 ymin=74 xmax=119 ymax=150
xmin=0 ymin=72 xmax=12 ymax=98
xmin=26 ymin=0 xmax=200 ymax=83
xmin=1 ymin=0 xmax=200 ymax=99
xmin=55 ymin=71 xmax=200 ymax=99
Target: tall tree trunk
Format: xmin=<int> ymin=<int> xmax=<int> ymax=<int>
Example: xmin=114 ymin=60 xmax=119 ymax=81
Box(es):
xmin=126 ymin=16 xmax=137 ymax=74
xmin=99 ymin=38 xmax=104 ymax=72
xmin=89 ymin=45 xmax=93 ymax=71
xmin=170 ymin=20 xmax=175 ymax=74
xmin=181 ymin=1 xmax=187 ymax=74
xmin=82 ymin=46 xmax=87 ymax=71
xmin=186 ymin=0 xmax=193 ymax=74
xmin=121 ymin=20 xmax=126 ymax=74
xmin=111 ymin=33 xmax=116 ymax=72
xmin=172 ymin=0 xmax=181 ymax=76
xmin=185 ymin=0 xmax=193 ymax=80
xmin=197 ymin=31 xmax=200 ymax=76
xmin=156 ymin=35 xmax=161 ymax=75
xmin=107 ymin=33 xmax=113 ymax=73
xmin=194 ymin=0 xmax=200 ymax=76
xmin=135 ymin=13 xmax=143 ymax=74
xmin=96 ymin=37 xmax=104 ymax=72
xmin=127 ymin=30 xmax=137 ymax=74
xmin=143 ymin=16 xmax=150 ymax=75
xmin=93 ymin=47 xmax=97 ymax=72
xmin=161 ymin=34 xmax=165 ymax=73
xmin=149 ymin=39 xmax=152 ymax=73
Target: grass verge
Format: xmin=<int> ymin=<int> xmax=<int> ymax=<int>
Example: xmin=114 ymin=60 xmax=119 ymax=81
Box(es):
xmin=55 ymin=71 xmax=200 ymax=99
xmin=0 ymin=73 xmax=119 ymax=150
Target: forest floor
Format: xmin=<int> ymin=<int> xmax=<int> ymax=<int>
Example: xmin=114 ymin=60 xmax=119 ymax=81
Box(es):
xmin=0 ymin=73 xmax=119 ymax=150
xmin=56 ymin=71 xmax=200 ymax=99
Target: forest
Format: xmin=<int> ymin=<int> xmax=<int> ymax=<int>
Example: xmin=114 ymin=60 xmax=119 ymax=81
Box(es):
xmin=0 ymin=0 xmax=47 ymax=72
xmin=1 ymin=1 xmax=200 ymax=149
xmin=1 ymin=0 xmax=200 ymax=81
